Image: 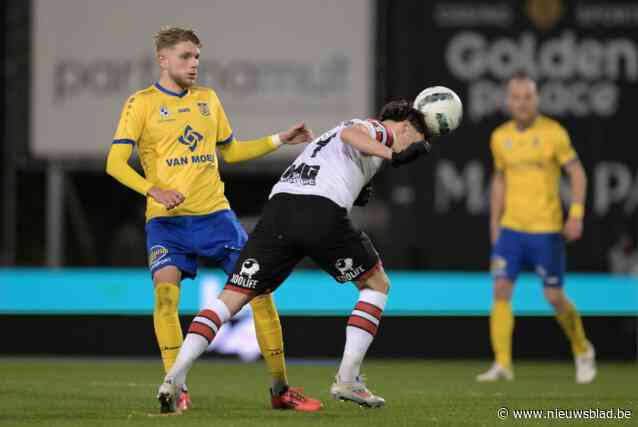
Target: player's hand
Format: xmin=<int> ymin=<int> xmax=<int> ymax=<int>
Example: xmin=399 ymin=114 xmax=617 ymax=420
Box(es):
xmin=354 ymin=183 xmax=373 ymax=207
xmin=279 ymin=123 xmax=314 ymax=145
xmin=391 ymin=140 xmax=431 ymax=167
xmin=564 ymin=217 xmax=583 ymax=242
xmin=148 ymin=187 xmax=185 ymax=210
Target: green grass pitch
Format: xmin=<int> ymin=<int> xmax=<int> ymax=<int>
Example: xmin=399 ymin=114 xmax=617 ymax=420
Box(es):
xmin=1 ymin=358 xmax=635 ymax=426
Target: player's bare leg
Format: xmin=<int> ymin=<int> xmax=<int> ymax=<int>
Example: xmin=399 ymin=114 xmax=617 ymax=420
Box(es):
xmin=545 ymin=287 xmax=596 ymax=384
xmin=157 ymin=289 xmax=250 ymax=413
xmin=331 ymin=266 xmax=388 ymax=408
xmin=477 ymin=278 xmax=515 ymax=382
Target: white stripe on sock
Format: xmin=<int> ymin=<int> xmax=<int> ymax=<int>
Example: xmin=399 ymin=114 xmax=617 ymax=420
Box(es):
xmin=193 ymin=316 xmax=219 ymax=334
xmin=351 ymin=310 xmax=380 ymax=326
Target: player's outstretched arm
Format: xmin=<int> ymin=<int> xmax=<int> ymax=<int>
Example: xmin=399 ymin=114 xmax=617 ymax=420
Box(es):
xmin=219 ymin=123 xmax=314 ymax=164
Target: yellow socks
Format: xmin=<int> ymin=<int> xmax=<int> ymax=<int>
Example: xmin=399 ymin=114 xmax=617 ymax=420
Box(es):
xmin=490 ymin=300 xmax=514 ymax=369
xmin=153 ymin=282 xmax=183 ymax=373
xmin=556 ymin=299 xmax=589 ymax=356
xmin=251 ymin=293 xmax=288 ymax=393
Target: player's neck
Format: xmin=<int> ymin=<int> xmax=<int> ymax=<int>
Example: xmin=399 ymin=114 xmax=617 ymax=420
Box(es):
xmin=157 ymin=76 xmax=188 ymax=95
xmin=515 ymin=114 xmax=539 ymax=132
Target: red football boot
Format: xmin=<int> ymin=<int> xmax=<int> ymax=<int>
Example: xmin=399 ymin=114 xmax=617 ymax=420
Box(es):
xmin=177 ymin=385 xmax=192 ymax=411
xmin=271 ymin=386 xmax=323 ymax=412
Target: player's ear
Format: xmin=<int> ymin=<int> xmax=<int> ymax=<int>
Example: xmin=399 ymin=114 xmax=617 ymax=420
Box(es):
xmin=156 ymin=50 xmax=168 ymax=68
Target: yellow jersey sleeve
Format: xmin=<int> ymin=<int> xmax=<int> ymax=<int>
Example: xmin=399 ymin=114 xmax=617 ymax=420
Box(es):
xmin=490 ymin=131 xmax=504 ymax=171
xmin=105 ymin=143 xmax=153 ymax=196
xmin=113 ymin=95 xmax=146 ymax=143
xmin=212 ymin=93 xmax=235 ymax=147
xmin=555 ymin=126 xmax=577 ymax=166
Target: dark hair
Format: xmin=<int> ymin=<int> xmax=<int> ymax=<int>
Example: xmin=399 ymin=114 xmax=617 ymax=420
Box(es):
xmin=378 ymin=100 xmax=427 ymax=136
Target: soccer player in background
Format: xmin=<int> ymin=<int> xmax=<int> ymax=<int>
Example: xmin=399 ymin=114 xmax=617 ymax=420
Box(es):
xmin=106 ymin=27 xmax=321 ymax=411
xmin=156 ymin=100 xmax=432 ymax=412
xmin=476 ymin=73 xmax=596 ymax=384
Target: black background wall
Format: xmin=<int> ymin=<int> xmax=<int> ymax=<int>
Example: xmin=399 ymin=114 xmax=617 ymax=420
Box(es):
xmin=1 ymin=315 xmax=635 ymax=360
xmin=376 ymin=0 xmax=638 ymax=272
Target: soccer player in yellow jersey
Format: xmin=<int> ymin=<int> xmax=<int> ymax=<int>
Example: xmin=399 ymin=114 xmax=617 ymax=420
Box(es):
xmin=106 ymin=27 xmax=321 ymax=411
xmin=476 ymin=73 xmax=596 ymax=384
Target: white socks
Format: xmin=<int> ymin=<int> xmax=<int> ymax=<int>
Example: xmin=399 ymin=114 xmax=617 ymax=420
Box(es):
xmin=338 ymin=289 xmax=387 ymax=382
xmin=165 ymin=298 xmax=231 ymax=386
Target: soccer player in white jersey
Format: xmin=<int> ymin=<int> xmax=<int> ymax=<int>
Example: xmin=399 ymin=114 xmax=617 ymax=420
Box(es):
xmin=155 ymin=100 xmax=431 ymax=411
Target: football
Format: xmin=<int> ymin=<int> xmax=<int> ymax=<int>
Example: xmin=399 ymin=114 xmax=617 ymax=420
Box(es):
xmin=413 ymin=86 xmax=463 ymax=136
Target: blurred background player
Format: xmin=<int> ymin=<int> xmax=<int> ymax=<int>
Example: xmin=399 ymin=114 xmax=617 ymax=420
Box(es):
xmin=106 ymin=27 xmax=321 ymax=411
xmin=476 ymin=73 xmax=596 ymax=384
xmin=155 ymin=100 xmax=431 ymax=412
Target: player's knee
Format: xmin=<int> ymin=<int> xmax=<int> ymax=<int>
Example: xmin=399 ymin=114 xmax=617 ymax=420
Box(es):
xmin=357 ymin=270 xmax=390 ymax=294
xmin=153 ymin=265 xmax=181 ymax=284
xmin=374 ymin=276 xmax=390 ymax=294
xmin=543 ymin=288 xmax=565 ymax=309
xmin=493 ymin=278 xmax=513 ymax=300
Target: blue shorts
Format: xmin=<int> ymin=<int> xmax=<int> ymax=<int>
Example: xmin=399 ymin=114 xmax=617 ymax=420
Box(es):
xmin=145 ymin=209 xmax=248 ymax=280
xmin=491 ymin=228 xmax=565 ymax=287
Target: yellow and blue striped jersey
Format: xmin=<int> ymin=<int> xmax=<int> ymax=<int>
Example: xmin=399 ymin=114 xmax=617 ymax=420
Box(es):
xmin=113 ymin=83 xmax=235 ymax=220
xmin=490 ymin=115 xmax=577 ymax=233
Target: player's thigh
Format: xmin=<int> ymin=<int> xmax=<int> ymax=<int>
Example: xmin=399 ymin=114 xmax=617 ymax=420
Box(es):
xmin=354 ymin=266 xmax=390 ymax=294
xmin=224 ymin=225 xmax=301 ymax=297
xmin=311 ymin=228 xmax=381 ymax=285
xmin=527 ymin=232 xmax=566 ymax=288
xmin=491 ymin=228 xmax=524 ymax=285
xmin=146 ymin=217 xmax=198 ymax=280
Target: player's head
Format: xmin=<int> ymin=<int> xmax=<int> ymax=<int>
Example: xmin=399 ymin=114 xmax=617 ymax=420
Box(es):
xmin=378 ymin=100 xmax=427 ymax=152
xmin=506 ymin=71 xmax=539 ymax=126
xmin=154 ymin=27 xmax=202 ymax=89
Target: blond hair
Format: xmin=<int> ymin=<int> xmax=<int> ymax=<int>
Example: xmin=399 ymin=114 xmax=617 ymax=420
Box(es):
xmin=153 ymin=26 xmax=201 ymax=51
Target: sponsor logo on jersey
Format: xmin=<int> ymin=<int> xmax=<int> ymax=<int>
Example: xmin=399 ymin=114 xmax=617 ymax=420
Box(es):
xmin=178 ymin=124 xmax=204 ymax=152
xmin=335 ymin=257 xmax=366 ymax=282
xmin=280 ymin=162 xmax=320 ymax=186
xmin=197 ymin=102 xmax=210 ymax=117
xmin=178 ymin=107 xmax=191 ymax=113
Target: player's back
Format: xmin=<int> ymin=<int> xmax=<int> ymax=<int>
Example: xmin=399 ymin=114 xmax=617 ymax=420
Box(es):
xmin=270 ymin=119 xmax=390 ymax=210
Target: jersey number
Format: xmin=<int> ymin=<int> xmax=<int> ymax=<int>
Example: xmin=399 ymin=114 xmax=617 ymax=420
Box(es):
xmin=310 ymin=131 xmax=337 ymax=158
